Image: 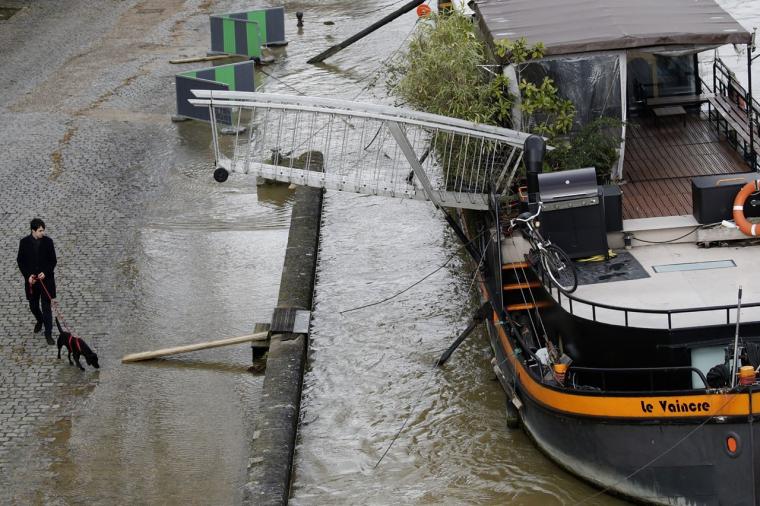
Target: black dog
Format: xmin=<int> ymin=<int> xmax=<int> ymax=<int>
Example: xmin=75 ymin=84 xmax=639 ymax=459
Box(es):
xmin=56 ymin=318 xmax=99 ymax=371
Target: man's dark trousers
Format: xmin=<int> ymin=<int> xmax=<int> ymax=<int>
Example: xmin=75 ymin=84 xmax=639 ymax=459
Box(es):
xmin=27 ymin=283 xmax=52 ymax=336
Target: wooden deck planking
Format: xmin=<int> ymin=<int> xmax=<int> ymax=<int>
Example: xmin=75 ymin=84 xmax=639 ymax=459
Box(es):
xmin=622 ymin=114 xmax=750 ymax=219
xmin=623 ymin=178 xmax=692 ymax=218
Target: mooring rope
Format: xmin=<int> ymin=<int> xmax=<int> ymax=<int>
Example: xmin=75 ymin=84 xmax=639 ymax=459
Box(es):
xmin=373 ymin=231 xmax=492 ymax=469
xmin=340 ymin=228 xmax=486 ymax=314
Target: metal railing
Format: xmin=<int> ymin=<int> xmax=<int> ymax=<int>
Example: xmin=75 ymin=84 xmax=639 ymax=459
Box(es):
xmin=570 ymin=365 xmax=709 ymax=392
xmin=189 ymin=91 xmax=536 ymax=210
xmin=713 ymin=57 xmax=760 ymax=118
xmin=501 ymin=310 xmax=713 ymax=393
xmin=711 ymin=57 xmax=760 ymax=168
xmin=541 ymin=269 xmax=760 ymax=330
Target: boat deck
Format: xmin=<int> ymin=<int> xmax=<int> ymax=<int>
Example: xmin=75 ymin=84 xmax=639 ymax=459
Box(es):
xmin=622 ymin=113 xmax=750 ymax=219
xmin=557 ymin=241 xmax=760 ymax=329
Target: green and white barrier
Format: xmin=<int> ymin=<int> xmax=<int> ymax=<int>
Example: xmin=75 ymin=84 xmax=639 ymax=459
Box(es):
xmin=210 ymin=7 xmax=286 ymax=58
xmin=175 ymin=60 xmax=256 ymax=123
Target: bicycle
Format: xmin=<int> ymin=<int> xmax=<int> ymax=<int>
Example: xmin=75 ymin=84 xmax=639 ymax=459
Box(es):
xmin=508 ymin=203 xmax=578 ymax=294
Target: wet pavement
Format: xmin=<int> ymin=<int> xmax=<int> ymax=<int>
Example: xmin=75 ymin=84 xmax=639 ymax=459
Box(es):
xmin=0 ymin=0 xmax=757 ymax=504
xmin=1 ymin=1 xmax=287 ymax=504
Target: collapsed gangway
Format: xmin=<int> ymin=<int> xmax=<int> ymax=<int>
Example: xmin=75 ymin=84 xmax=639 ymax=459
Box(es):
xmin=189 ymin=91 xmax=539 ymax=209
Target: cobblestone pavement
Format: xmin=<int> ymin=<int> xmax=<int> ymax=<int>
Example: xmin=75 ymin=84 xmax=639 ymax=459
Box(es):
xmin=0 ymin=1 xmax=272 ymax=503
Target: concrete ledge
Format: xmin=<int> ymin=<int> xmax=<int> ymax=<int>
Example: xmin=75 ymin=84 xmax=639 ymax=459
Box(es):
xmin=243 ymin=185 xmax=323 ymax=505
xmin=608 ymin=215 xmax=700 ymax=248
xmin=622 ymin=215 xmax=698 ymax=232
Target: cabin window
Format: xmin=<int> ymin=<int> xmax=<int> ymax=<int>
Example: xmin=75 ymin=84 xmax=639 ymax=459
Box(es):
xmin=627 ymin=51 xmax=697 ymax=105
xmin=521 ymin=53 xmax=622 ymax=131
xmin=690 ymin=346 xmax=725 ymax=389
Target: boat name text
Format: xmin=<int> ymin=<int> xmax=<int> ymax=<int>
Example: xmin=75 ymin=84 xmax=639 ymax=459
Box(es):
xmin=640 ymin=400 xmax=710 ymax=414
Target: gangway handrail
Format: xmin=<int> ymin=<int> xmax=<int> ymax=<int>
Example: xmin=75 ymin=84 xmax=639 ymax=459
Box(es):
xmin=188 ymin=91 xmax=546 ymax=210
xmin=189 ymin=90 xmax=535 ymax=146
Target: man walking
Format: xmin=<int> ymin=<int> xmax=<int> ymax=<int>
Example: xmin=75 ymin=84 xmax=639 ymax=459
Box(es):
xmin=17 ymin=218 xmax=57 ymax=345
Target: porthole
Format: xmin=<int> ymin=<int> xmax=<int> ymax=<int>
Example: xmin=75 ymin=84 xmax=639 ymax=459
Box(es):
xmin=724 ymin=432 xmax=741 ymax=458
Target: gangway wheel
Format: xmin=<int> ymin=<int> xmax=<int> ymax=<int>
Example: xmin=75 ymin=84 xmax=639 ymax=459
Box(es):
xmin=213 ymin=167 xmax=229 ymax=183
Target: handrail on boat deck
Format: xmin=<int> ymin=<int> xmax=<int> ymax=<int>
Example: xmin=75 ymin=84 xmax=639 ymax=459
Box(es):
xmin=540 ymin=271 xmax=760 ymax=330
xmin=504 ymin=317 xmax=712 ymax=392
xmin=713 ymin=57 xmax=760 ymax=114
xmin=570 ymin=365 xmax=709 ymax=392
xmin=712 ymin=57 xmax=760 ymax=160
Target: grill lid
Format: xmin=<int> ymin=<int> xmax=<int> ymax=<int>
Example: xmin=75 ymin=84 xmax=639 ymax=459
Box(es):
xmin=538 ymin=167 xmax=598 ymax=201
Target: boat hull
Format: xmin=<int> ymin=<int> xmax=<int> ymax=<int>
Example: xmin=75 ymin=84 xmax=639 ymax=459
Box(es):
xmin=488 ymin=319 xmax=760 ymax=505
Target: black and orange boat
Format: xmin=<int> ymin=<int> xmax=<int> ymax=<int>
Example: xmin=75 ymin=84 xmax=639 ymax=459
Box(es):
xmin=464 ymin=1 xmax=760 ymax=502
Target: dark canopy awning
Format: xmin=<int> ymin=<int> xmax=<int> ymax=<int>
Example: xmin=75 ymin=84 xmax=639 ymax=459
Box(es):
xmin=473 ymin=0 xmax=751 ymax=56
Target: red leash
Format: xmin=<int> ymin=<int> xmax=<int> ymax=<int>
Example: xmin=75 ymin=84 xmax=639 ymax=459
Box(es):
xmin=31 ymin=275 xmax=96 ymax=354
xmin=31 ymin=275 xmax=78 ymax=338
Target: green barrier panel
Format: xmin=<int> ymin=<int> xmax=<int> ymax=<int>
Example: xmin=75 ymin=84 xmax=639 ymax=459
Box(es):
xmin=175 ymin=60 xmax=256 ymax=123
xmin=210 ymin=15 xmax=262 ymax=58
xmin=210 ymin=7 xmax=287 ymax=57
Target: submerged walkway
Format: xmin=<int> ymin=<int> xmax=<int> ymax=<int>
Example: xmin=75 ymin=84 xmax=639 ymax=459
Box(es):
xmin=0 ymin=2 xmax=282 ymax=503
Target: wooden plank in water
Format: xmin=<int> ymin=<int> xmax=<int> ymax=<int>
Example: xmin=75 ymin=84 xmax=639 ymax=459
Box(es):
xmin=122 ymin=332 xmax=270 ymax=363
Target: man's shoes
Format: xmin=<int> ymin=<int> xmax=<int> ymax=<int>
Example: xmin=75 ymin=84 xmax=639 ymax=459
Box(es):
xmin=34 ymin=321 xmax=43 ymax=334
xmin=45 ymin=335 xmax=55 ymax=346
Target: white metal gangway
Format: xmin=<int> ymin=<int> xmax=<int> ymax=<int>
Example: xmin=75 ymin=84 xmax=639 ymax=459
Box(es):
xmin=189 ymin=90 xmax=536 ymax=210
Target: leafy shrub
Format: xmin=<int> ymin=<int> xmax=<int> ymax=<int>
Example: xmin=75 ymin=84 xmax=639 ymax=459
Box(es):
xmin=387 ymin=9 xmax=620 ymax=187
xmin=546 ymin=117 xmax=623 ymax=182
xmin=386 ymin=10 xmax=512 ymax=125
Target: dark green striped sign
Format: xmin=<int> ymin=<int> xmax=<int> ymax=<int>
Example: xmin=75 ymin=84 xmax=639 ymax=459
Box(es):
xmin=175 ymin=61 xmax=256 ymax=123
xmin=210 ymin=7 xmax=286 ymax=58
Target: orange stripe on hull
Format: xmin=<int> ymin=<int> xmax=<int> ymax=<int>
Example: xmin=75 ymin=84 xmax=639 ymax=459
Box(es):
xmin=492 ymin=311 xmax=757 ymax=419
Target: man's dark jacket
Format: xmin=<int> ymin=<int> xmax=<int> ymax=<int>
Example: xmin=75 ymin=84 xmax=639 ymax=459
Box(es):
xmin=17 ymin=235 xmax=57 ymax=299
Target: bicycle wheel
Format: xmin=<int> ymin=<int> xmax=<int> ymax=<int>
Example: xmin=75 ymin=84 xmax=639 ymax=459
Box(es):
xmin=540 ymin=244 xmax=578 ymax=294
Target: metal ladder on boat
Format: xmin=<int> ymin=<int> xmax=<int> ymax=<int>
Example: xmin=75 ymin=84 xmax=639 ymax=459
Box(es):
xmin=502 ymin=261 xmax=551 ymax=312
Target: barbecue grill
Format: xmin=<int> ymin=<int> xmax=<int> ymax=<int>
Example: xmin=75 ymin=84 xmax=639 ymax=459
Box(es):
xmin=537 ymin=167 xmax=608 ymax=259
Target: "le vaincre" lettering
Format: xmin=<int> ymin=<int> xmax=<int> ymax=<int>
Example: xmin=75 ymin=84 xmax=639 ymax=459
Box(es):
xmin=640 ymin=399 xmax=710 ymax=414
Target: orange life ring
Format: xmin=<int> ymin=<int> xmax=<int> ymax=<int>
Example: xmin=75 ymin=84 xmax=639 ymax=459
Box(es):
xmin=733 ymin=180 xmax=760 ymax=237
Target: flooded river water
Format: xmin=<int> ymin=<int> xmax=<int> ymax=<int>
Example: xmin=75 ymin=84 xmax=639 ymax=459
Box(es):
xmin=9 ymin=0 xmax=756 ymax=504
xmin=280 ymin=6 xmax=624 ymax=505
xmin=287 ymin=1 xmax=760 ymax=505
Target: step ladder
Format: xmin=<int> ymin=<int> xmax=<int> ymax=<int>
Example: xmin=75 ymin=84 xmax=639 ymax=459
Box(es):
xmin=502 ymin=261 xmax=551 ymax=313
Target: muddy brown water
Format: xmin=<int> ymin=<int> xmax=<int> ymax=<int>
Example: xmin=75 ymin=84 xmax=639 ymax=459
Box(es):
xmin=292 ymin=1 xmax=760 ymax=505
xmin=27 ymin=0 xmax=759 ymax=504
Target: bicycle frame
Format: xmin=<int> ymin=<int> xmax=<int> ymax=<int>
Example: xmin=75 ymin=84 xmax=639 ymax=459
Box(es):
xmin=509 ymin=203 xmax=551 ymax=256
xmin=507 ymin=202 xmax=578 ymax=295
